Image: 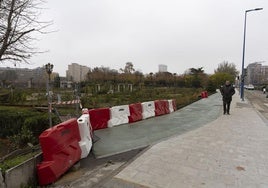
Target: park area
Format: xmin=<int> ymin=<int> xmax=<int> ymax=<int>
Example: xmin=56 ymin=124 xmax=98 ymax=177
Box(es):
xmin=0 ymin=87 xmax=205 ymax=159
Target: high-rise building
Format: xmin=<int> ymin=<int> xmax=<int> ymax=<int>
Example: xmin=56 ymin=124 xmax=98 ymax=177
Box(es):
xmin=260 ymin=66 xmax=268 ymax=84
xmin=158 ymin=64 xmax=167 ymax=72
xmin=246 ymin=62 xmax=268 ymax=85
xmin=66 ymin=63 xmax=90 ymax=82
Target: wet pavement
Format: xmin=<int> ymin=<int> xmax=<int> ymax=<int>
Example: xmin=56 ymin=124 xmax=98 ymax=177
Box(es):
xmin=93 ymin=93 xmax=222 ymax=158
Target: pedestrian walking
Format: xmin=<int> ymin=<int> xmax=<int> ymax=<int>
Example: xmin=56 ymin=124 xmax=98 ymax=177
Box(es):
xmin=220 ymin=80 xmax=235 ymax=115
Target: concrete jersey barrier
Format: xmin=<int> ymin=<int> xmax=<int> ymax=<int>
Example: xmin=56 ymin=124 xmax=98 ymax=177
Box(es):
xmin=77 ymin=114 xmax=93 ymax=159
xmin=142 ymin=101 xmax=155 ymax=119
xmin=128 ymin=103 xmax=143 ymax=123
xmin=37 ymin=118 xmax=82 ymax=186
xmin=108 ymin=105 xmax=130 ymax=128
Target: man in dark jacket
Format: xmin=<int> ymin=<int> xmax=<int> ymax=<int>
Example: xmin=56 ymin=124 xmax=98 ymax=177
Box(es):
xmin=220 ymin=80 xmax=235 ymax=115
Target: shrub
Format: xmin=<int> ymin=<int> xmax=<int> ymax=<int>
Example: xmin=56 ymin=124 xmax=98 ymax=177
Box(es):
xmin=23 ymin=114 xmax=50 ymax=137
xmin=9 ymin=125 xmax=35 ymax=149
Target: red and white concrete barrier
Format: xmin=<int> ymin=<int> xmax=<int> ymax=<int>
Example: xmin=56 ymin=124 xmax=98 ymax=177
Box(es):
xmin=88 ymin=108 xmax=110 ymax=130
xmin=142 ymin=101 xmax=155 ymax=119
xmin=108 ymin=105 xmax=130 ymax=127
xmin=37 ymin=119 xmax=82 ymax=186
xmin=154 ymin=100 xmax=170 ymax=116
xmin=37 ymin=98 xmax=177 ymax=185
xmin=77 ymin=114 xmax=93 ymax=159
xmin=128 ymin=103 xmax=143 ymax=123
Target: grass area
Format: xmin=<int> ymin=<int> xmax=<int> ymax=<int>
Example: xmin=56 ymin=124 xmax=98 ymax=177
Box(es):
xmin=0 ymin=151 xmax=40 ymax=172
xmin=81 ymin=87 xmax=203 ymax=109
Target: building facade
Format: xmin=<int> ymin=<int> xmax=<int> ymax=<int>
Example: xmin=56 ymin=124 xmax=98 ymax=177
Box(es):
xmin=66 ymin=63 xmax=90 ymax=82
xmin=0 ymin=67 xmax=48 ymax=88
xmin=158 ymin=64 xmax=167 ymax=72
xmin=245 ymin=62 xmax=268 ymax=86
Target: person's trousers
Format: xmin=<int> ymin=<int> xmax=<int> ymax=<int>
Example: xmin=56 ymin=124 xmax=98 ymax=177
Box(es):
xmin=223 ymin=100 xmax=231 ymax=114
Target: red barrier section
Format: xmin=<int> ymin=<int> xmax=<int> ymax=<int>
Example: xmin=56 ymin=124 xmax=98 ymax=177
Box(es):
xmin=88 ymin=108 xmax=110 ymax=130
xmin=128 ymin=103 xmax=143 ymax=123
xmin=154 ymin=100 xmax=170 ymax=116
xmin=201 ymin=92 xmax=205 ymax=98
xmin=164 ymin=100 xmax=170 ymax=114
xmin=201 ymin=91 xmax=208 ymax=98
xmin=37 ymin=118 xmax=81 ymax=186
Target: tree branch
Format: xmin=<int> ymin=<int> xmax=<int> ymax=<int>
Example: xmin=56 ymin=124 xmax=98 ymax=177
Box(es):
xmin=0 ymin=0 xmax=52 ymax=64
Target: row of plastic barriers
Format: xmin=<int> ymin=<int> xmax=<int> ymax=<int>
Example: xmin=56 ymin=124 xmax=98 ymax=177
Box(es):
xmin=84 ymin=99 xmax=176 ymax=130
xmin=37 ymin=99 xmax=176 ymax=186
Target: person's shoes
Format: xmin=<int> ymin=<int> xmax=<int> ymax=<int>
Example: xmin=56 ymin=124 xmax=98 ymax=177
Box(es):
xmin=227 ymin=112 xmax=230 ymax=115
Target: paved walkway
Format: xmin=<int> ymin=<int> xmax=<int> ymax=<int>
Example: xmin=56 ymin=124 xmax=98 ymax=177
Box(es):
xmin=93 ymin=93 xmax=222 ymax=158
xmin=102 ymin=92 xmax=268 ymax=188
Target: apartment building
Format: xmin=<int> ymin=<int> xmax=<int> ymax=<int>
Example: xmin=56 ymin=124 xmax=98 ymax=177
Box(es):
xmin=66 ymin=63 xmax=90 ymax=82
xmin=245 ymin=62 xmax=268 ymax=85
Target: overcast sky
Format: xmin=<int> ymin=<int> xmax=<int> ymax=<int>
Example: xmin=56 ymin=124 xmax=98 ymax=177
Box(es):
xmin=4 ymin=0 xmax=268 ymax=76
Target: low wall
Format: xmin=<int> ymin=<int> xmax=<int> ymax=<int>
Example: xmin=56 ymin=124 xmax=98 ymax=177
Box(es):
xmin=1 ymin=153 xmax=42 ymax=188
xmin=0 ymin=170 xmax=4 ymax=188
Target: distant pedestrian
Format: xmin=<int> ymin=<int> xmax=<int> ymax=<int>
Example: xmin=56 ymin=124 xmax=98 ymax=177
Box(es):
xmin=220 ymin=80 xmax=235 ymax=115
xmin=263 ymin=87 xmax=266 ymax=94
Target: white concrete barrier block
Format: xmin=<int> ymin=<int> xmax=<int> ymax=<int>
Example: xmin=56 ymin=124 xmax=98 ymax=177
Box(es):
xmin=168 ymin=99 xmax=174 ymax=113
xmin=142 ymin=101 xmax=155 ymax=119
xmin=77 ymin=114 xmax=93 ymax=159
xmin=108 ymin=105 xmax=130 ymax=127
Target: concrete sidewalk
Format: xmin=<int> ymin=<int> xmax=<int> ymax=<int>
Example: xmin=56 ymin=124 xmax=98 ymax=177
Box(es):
xmin=102 ymin=92 xmax=268 ymax=188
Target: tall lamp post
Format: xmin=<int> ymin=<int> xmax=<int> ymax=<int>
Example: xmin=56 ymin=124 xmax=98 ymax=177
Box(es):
xmin=45 ymin=63 xmax=54 ymax=127
xmin=240 ymin=8 xmax=263 ymax=101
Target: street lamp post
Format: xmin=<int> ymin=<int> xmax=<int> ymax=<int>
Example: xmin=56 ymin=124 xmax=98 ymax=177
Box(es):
xmin=45 ymin=63 xmax=54 ymax=127
xmin=240 ymin=8 xmax=263 ymax=101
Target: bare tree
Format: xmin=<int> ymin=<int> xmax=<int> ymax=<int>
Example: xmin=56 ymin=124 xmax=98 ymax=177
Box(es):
xmin=0 ymin=0 xmax=51 ymax=65
xmin=214 ymin=61 xmax=239 ymax=78
xmin=120 ymin=62 xmax=135 ymax=74
xmin=189 ymin=67 xmax=204 ymax=75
